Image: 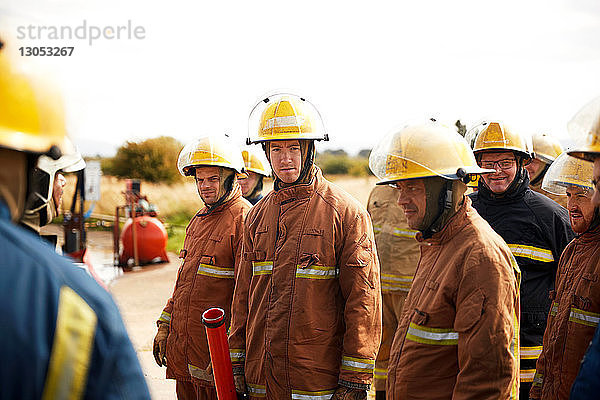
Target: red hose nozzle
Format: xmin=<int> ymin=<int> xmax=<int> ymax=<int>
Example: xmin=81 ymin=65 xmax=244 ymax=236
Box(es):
xmin=202 ymin=307 xmax=237 ymax=400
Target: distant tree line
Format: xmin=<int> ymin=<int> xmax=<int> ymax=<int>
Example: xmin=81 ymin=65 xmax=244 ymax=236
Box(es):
xmin=101 ymin=136 xmax=183 ymax=184
xmin=100 ymin=122 xmax=466 ymax=183
xmin=316 ymin=149 xmax=373 ymax=177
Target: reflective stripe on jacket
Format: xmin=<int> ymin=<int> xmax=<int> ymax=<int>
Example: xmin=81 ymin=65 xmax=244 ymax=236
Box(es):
xmin=229 ymin=167 xmax=382 ymax=398
xmin=367 ymin=185 xmax=420 ymax=391
xmin=530 ymin=224 xmax=600 ymax=399
xmin=386 ymin=197 xmax=520 ymax=400
xmin=160 ymin=185 xmax=250 ymax=384
xmin=367 ymin=185 xmax=420 ymax=293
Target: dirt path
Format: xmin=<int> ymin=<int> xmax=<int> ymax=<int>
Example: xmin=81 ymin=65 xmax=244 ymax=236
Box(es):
xmin=110 ymin=258 xmax=179 ymax=399
xmin=40 ymin=225 xmax=178 ymax=398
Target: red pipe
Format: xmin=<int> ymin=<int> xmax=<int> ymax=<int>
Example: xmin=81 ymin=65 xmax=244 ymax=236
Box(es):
xmin=202 ymin=307 xmax=237 ymax=400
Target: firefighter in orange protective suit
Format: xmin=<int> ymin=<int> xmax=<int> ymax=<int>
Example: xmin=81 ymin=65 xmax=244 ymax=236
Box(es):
xmin=228 ymin=93 xmax=382 ymax=400
xmin=529 ymin=152 xmax=600 ymax=399
xmin=366 ymin=185 xmax=419 ymax=400
xmin=153 ymin=135 xmax=251 ymax=400
xmin=369 ymin=120 xmax=520 ymax=400
xmin=526 ymin=133 xmax=566 ymax=208
xmin=563 ymin=96 xmax=600 ymax=399
xmin=239 ymin=147 xmax=270 ymax=205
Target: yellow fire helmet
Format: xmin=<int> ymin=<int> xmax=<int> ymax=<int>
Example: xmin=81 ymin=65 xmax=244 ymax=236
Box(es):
xmin=472 ymin=121 xmax=533 ymax=160
xmin=466 ymin=174 xmax=480 ymax=188
xmin=532 ymin=133 xmax=563 ymax=164
xmin=177 ymin=135 xmax=245 ymax=176
xmin=369 ymin=120 xmax=495 ymax=185
xmin=247 ymin=93 xmax=328 ymax=144
xmin=241 ymin=147 xmax=271 ymax=177
xmin=0 ymin=36 xmax=67 ymax=157
xmin=541 ymin=151 xmax=594 ymax=196
xmin=567 ymin=96 xmax=600 ymax=162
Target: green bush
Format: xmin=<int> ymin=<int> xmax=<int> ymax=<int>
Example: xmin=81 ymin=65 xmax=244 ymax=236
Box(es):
xmin=317 ymin=154 xmax=373 ymax=177
xmin=164 ymin=212 xmax=193 ymax=253
xmin=103 ymin=136 xmax=183 ymax=184
xmin=348 ymin=159 xmax=371 ymax=177
xmin=320 ymin=156 xmax=352 ymax=175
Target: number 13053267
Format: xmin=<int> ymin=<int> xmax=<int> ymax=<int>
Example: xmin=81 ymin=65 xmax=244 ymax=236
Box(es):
xmin=19 ymin=47 xmax=74 ymax=56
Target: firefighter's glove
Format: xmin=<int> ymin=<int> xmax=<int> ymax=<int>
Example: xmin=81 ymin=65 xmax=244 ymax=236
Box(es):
xmin=233 ymin=374 xmax=247 ymax=396
xmin=332 ymin=386 xmax=368 ymax=400
xmin=194 ymin=361 xmax=214 ymax=383
xmin=153 ymin=323 xmax=169 ymax=367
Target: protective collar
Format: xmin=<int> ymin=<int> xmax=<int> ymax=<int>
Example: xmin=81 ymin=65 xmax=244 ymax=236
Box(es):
xmin=584 ymin=208 xmax=600 ymax=234
xmin=199 ymin=168 xmax=237 ymax=213
xmin=244 ymin=175 xmax=264 ymax=202
xmin=419 ymin=177 xmax=467 ymax=239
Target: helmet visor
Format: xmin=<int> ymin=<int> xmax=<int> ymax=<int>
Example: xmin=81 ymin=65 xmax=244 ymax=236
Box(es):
xmin=567 ymin=96 xmax=600 ymax=160
xmin=541 ymin=151 xmax=594 ymax=195
xmin=177 ymin=135 xmax=245 ymax=176
xmin=369 ymin=121 xmax=494 ymax=183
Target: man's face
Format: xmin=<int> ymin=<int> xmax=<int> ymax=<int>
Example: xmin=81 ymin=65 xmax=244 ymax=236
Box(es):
xmin=593 ymin=159 xmax=600 ymax=208
xmin=479 ymin=151 xmax=518 ymax=194
xmin=566 ymin=185 xmax=596 ymax=234
xmin=525 ymin=158 xmax=546 ymax=181
xmin=269 ymin=140 xmax=302 ymax=183
xmin=239 ymin=171 xmax=259 ymax=197
xmin=52 ymin=172 xmax=66 ymax=211
xmin=395 ymin=179 xmax=427 ymax=229
xmin=195 ymin=166 xmax=221 ymax=204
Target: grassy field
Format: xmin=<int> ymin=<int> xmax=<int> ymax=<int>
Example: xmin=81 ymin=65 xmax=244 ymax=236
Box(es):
xmin=61 ymin=174 xmax=379 ymax=252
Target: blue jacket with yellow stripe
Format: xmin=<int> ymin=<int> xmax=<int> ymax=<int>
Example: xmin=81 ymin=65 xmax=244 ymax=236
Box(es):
xmin=469 ymin=173 xmax=574 ymax=387
xmin=0 ymin=202 xmax=150 ymax=399
xmin=571 ymin=323 xmax=600 ymax=399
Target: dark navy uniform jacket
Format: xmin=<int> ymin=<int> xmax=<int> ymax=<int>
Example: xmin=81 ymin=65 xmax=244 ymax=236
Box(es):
xmin=571 ymin=324 xmax=600 ymax=399
xmin=0 ymin=201 xmax=150 ymax=399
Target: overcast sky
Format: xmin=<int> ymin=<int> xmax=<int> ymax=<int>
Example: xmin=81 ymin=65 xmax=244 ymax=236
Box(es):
xmin=2 ymin=0 xmax=600 ymax=156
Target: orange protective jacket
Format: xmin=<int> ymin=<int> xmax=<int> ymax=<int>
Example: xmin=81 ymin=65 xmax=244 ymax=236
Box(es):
xmin=367 ymin=185 xmax=420 ymax=294
xmin=386 ymin=197 xmax=520 ymax=400
xmin=367 ymin=185 xmax=420 ymax=388
xmin=157 ymin=186 xmax=250 ymax=385
xmin=530 ymin=224 xmax=600 ymax=399
xmin=228 ymin=167 xmax=382 ymax=399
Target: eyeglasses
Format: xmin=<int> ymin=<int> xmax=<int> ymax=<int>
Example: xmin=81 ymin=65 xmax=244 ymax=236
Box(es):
xmin=479 ymin=159 xmax=516 ymax=170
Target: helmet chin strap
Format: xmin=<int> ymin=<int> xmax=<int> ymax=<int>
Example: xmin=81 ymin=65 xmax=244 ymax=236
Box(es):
xmin=199 ymin=168 xmax=236 ymax=212
xmin=418 ymin=177 xmax=467 ymax=240
xmin=419 ymin=178 xmax=453 ymax=239
xmin=246 ymin=176 xmax=264 ymax=200
xmin=293 ymin=140 xmax=315 ymax=184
